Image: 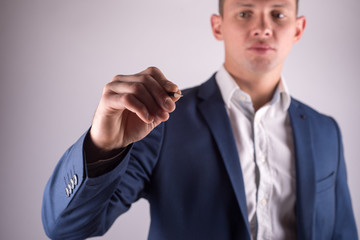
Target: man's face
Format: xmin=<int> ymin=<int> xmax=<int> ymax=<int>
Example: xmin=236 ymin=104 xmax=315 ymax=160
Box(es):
xmin=212 ymin=0 xmax=305 ymax=76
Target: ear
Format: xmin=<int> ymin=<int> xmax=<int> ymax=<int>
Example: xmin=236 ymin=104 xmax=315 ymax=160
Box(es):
xmin=211 ymin=14 xmax=223 ymax=41
xmin=293 ymin=16 xmax=306 ymax=43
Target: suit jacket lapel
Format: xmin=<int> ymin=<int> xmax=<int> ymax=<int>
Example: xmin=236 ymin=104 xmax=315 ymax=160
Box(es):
xmin=197 ymin=76 xmax=250 ymax=238
xmin=289 ymin=99 xmax=316 ymax=240
xmin=196 ymin=78 xmax=316 ymax=239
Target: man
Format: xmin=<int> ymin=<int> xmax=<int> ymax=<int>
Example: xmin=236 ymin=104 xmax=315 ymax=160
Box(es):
xmin=42 ymin=0 xmax=358 ymax=239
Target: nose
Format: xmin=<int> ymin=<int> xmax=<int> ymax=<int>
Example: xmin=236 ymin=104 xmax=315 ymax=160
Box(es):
xmin=251 ymin=15 xmax=272 ymax=38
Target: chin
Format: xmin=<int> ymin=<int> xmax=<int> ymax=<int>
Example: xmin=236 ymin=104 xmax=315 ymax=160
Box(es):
xmin=247 ymin=58 xmax=277 ymax=74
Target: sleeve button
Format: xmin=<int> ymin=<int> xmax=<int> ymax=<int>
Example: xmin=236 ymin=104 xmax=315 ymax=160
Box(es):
xmin=65 ymin=187 xmax=70 ymax=197
xmin=73 ymin=174 xmax=78 ymax=185
xmin=67 ymin=184 xmax=73 ymax=194
xmin=70 ymin=179 xmax=75 ymax=189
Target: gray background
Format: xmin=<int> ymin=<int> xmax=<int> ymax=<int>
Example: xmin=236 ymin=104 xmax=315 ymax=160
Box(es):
xmin=1 ymin=0 xmax=359 ymax=239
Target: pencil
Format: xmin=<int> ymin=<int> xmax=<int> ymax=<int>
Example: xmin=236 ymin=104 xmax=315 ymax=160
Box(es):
xmin=168 ymin=92 xmax=183 ymax=98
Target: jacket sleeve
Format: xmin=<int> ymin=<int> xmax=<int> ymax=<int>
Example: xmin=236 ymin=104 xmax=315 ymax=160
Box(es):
xmin=41 ymin=125 xmax=164 ymax=240
xmin=331 ymin=119 xmax=358 ymax=239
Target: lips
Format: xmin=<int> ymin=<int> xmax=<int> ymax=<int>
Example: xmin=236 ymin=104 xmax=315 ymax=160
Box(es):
xmin=247 ymin=43 xmax=275 ymax=54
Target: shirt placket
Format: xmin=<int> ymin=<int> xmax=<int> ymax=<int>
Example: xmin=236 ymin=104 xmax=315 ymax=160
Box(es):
xmin=253 ymin=108 xmax=272 ymax=240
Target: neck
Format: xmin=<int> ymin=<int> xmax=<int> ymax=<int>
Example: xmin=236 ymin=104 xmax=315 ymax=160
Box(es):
xmin=224 ymin=63 xmax=282 ymax=112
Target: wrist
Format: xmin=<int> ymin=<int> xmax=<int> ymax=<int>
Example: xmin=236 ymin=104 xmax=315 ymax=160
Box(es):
xmin=84 ymin=130 xmax=126 ymax=164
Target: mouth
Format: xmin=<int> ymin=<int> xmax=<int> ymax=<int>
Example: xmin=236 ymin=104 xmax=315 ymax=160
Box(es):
xmin=247 ymin=43 xmax=276 ymax=54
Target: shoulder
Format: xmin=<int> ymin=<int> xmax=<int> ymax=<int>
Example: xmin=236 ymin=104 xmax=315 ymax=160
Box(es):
xmin=290 ymin=98 xmax=337 ymax=124
xmin=290 ymin=97 xmax=341 ymax=140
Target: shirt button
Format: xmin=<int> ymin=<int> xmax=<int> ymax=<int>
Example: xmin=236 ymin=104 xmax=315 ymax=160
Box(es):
xmin=240 ymin=94 xmax=247 ymax=102
xmin=258 ymin=154 xmax=266 ymax=163
xmin=260 ymin=199 xmax=267 ymax=206
xmin=255 ymin=117 xmax=261 ymax=124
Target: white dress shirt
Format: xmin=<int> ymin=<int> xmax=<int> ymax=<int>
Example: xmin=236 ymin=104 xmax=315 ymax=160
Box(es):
xmin=215 ymin=66 xmax=297 ymax=240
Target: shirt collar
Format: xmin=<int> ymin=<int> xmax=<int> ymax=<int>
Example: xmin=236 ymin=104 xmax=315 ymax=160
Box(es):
xmin=215 ymin=65 xmax=291 ymax=112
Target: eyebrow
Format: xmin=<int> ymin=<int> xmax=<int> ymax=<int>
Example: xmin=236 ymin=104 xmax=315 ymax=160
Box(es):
xmin=271 ymin=3 xmax=291 ymax=9
xmin=233 ymin=2 xmax=255 ymax=8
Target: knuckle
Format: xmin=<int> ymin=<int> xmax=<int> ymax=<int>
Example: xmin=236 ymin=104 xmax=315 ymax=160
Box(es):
xmin=131 ymin=82 xmax=144 ymax=94
xmin=143 ymin=74 xmax=154 ymax=82
xmin=112 ymin=74 xmax=124 ymax=81
xmin=120 ymin=94 xmax=132 ymax=105
xmin=147 ymin=66 xmax=159 ymax=72
xmin=103 ymin=82 xmax=113 ymax=93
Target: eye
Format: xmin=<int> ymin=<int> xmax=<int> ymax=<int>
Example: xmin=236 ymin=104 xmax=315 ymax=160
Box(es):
xmin=237 ymin=11 xmax=252 ymax=18
xmin=272 ymin=12 xmax=285 ymax=19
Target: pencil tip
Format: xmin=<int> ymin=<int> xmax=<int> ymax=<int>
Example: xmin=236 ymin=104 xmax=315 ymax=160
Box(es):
xmin=168 ymin=92 xmax=183 ymax=98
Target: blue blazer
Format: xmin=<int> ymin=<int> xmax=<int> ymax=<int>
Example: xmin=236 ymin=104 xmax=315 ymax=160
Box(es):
xmin=42 ymin=75 xmax=358 ymax=240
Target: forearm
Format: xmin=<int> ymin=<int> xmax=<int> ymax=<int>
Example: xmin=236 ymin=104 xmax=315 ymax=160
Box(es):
xmin=41 ymin=131 xmax=133 ymax=239
xmin=42 ymin=124 xmax=164 ymax=239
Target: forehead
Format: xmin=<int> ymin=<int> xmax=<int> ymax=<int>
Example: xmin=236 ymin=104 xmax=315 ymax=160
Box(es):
xmin=225 ymin=0 xmax=296 ymax=9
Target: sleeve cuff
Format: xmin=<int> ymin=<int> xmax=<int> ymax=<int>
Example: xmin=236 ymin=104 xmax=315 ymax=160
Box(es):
xmin=83 ymin=130 xmax=132 ymax=178
xmin=85 ymin=145 xmax=132 ymax=178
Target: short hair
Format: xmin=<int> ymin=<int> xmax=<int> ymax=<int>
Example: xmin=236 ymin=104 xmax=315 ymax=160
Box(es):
xmin=218 ymin=0 xmax=299 ymax=17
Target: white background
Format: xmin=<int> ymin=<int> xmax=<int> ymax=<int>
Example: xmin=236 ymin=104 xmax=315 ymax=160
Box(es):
xmin=1 ymin=0 xmax=359 ymax=239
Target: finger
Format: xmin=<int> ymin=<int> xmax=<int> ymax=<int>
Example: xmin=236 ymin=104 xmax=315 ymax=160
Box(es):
xmin=141 ymin=66 xmax=179 ymax=94
xmin=105 ymin=81 xmax=163 ymax=120
xmin=118 ymin=93 xmax=169 ymax=123
xmin=106 ymin=92 xmax=170 ymax=124
xmin=140 ymin=67 xmax=179 ymax=111
xmin=137 ymin=74 xmax=176 ymax=112
xmin=104 ymin=92 xmax=154 ymax=123
xmin=105 ymin=80 xmax=171 ymax=121
xmin=112 ymin=73 xmax=176 ymax=112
